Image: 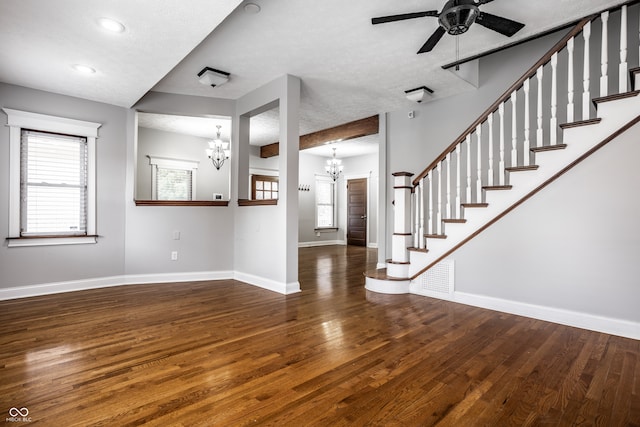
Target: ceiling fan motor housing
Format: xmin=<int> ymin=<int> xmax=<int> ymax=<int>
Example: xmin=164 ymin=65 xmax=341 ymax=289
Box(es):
xmin=439 ymin=0 xmax=480 ymax=35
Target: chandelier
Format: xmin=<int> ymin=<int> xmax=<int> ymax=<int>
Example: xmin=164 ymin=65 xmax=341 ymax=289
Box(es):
xmin=325 ymin=147 xmax=343 ymax=181
xmin=206 ymin=125 xmax=230 ymax=170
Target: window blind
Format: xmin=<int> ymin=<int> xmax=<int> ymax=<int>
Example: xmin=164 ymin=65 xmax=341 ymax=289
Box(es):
xmin=20 ymin=129 xmax=88 ymax=236
xmin=156 ymin=167 xmax=192 ymax=200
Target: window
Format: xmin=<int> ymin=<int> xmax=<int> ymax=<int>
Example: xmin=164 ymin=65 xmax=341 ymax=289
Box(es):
xmin=147 ymin=156 xmax=198 ymax=201
xmin=251 ymin=175 xmax=278 ymax=200
xmin=316 ymin=175 xmax=336 ymax=229
xmin=20 ymin=130 xmax=88 ymax=236
xmin=4 ymin=108 xmax=101 ymax=247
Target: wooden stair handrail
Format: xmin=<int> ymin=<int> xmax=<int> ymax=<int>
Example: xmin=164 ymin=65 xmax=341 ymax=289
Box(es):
xmin=412 ymin=15 xmax=596 ymax=187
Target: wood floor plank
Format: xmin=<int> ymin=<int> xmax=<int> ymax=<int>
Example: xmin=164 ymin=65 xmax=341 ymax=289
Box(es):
xmin=0 ymin=245 xmax=638 ymax=426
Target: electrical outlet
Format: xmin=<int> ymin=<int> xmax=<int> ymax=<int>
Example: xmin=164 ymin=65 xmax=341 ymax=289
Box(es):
xmin=173 ymin=231 xmax=180 ymax=240
xmin=171 ymin=251 xmax=178 ymax=261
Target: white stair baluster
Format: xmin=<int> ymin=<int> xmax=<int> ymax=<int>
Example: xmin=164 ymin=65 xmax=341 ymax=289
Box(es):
xmin=511 ymin=92 xmax=518 ymax=168
xmin=465 ymin=134 xmax=472 ymax=203
xmin=488 ymin=113 xmax=494 ymax=185
xmin=427 ymin=173 xmax=433 ymax=236
xmin=600 ymin=11 xmax=609 ymax=97
xmin=498 ymin=103 xmax=505 ymax=185
xmin=620 ymin=5 xmax=628 ymax=93
xmin=583 ymin=21 xmax=591 ymax=120
xmin=455 ymin=145 xmax=461 ymax=218
xmin=567 ymin=37 xmax=575 ymax=123
xmin=436 ymin=163 xmax=443 ymax=235
xmin=524 ymin=79 xmax=531 ymax=166
xmin=551 ymin=52 xmax=558 ymax=146
xmin=414 ymin=183 xmax=420 ymax=248
xmin=445 ymin=152 xmax=452 ymax=219
xmin=476 ymin=124 xmax=483 ymax=200
xmin=536 ymin=66 xmax=544 ymax=147
xmin=419 ymin=179 xmax=425 ymax=249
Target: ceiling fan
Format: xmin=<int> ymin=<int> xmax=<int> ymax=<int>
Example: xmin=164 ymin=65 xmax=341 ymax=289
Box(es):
xmin=371 ymin=0 xmax=525 ymax=54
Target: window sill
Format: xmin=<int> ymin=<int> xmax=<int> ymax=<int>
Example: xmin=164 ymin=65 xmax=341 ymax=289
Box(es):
xmin=134 ymin=200 xmax=229 ymax=207
xmin=238 ymin=199 xmax=278 ymax=206
xmin=314 ymin=227 xmax=339 ymax=232
xmin=7 ymin=235 xmax=98 ymax=248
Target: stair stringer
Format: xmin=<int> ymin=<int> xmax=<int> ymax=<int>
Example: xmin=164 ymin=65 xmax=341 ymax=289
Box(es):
xmin=400 ymin=94 xmax=640 ymax=295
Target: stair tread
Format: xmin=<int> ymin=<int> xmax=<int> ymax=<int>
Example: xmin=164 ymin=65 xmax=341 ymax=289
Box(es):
xmin=408 ymin=247 xmax=428 ymax=253
xmin=424 ymin=234 xmax=447 ymax=239
xmin=483 ymin=185 xmax=513 ymax=190
xmin=559 ymin=118 xmax=602 ymax=129
xmin=386 ymin=259 xmax=410 ymax=265
xmin=531 ymin=144 xmax=567 ymax=153
xmin=461 ymin=203 xmax=489 ymax=208
xmin=442 ymin=219 xmax=467 ymax=223
xmin=506 ymin=165 xmax=539 ymax=172
xmin=363 ymin=268 xmax=409 ymax=281
xmin=593 ymin=90 xmax=640 ymax=107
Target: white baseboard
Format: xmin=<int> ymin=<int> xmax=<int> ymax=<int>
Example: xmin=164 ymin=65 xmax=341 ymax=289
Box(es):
xmin=451 ymin=291 xmax=640 ymax=341
xmin=0 ymin=271 xmax=234 ymax=301
xmin=233 ymin=271 xmax=300 ymax=295
xmin=298 ymin=240 xmax=345 ymax=248
xmin=367 ymin=243 xmax=378 ymax=249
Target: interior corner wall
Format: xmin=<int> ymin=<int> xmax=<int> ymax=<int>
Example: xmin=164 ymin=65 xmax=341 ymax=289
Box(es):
xmin=452 ymin=120 xmax=640 ymax=324
xmin=124 ymin=92 xmax=236 ymax=277
xmin=0 ymin=83 xmax=127 ymax=289
xmin=233 ymin=75 xmax=301 ymax=293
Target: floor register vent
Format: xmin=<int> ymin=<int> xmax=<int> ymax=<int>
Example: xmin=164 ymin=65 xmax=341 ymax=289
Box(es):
xmin=418 ymin=260 xmax=454 ymax=295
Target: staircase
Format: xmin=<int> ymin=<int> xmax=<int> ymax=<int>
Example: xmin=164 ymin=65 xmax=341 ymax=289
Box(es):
xmin=366 ymin=3 xmax=640 ymax=295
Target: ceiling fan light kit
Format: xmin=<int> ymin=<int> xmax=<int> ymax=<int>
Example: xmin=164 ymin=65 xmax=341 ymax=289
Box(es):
xmin=197 ymin=67 xmax=230 ymax=87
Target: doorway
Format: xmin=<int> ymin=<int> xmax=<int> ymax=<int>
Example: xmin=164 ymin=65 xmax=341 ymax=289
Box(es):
xmin=347 ymin=178 xmax=367 ymax=246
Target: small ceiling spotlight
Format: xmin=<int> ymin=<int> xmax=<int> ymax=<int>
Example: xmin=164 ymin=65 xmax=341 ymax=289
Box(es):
xmin=72 ymin=64 xmax=96 ymax=74
xmin=197 ymin=67 xmax=230 ymax=87
xmin=243 ymin=3 xmax=261 ymax=14
xmin=404 ymin=86 xmax=434 ymax=103
xmin=97 ymin=17 xmax=125 ymax=33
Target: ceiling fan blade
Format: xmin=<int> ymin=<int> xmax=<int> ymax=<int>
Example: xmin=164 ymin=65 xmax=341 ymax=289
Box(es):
xmin=372 ymin=10 xmax=438 ymax=25
xmin=476 ymin=12 xmax=525 ymax=37
xmin=476 ymin=0 xmax=495 ymax=4
xmin=418 ymin=26 xmax=447 ymax=53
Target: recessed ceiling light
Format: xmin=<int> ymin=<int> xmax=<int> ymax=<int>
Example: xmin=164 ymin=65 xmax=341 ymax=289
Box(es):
xmin=243 ymin=3 xmax=261 ymax=14
xmin=97 ymin=17 xmax=125 ymax=33
xmin=72 ymin=64 xmax=96 ymax=74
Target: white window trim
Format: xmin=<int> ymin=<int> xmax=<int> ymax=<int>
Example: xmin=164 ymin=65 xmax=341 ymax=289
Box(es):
xmin=315 ymin=174 xmax=338 ymax=230
xmin=3 ymin=108 xmax=101 ymax=248
xmin=147 ymin=155 xmax=199 ymax=201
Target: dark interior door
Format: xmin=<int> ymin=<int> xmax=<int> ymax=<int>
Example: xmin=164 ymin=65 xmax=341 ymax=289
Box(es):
xmin=347 ymin=178 xmax=367 ymax=246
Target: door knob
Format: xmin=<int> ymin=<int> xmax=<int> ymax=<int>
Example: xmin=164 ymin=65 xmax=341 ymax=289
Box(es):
xmin=360 ymin=215 xmax=367 ymax=219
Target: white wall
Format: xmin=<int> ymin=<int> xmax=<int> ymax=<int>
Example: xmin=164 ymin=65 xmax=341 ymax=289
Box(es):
xmin=0 ymin=83 xmax=127 ymax=288
xmin=125 ymin=93 xmax=236 ymax=277
xmin=452 ymin=121 xmax=640 ymax=324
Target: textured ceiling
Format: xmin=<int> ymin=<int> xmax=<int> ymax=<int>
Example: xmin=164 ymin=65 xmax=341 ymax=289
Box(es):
xmin=0 ymin=0 xmax=629 ymax=158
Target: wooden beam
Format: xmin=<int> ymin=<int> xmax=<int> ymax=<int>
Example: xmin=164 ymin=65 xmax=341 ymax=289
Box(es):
xmin=260 ymin=115 xmax=379 ymax=158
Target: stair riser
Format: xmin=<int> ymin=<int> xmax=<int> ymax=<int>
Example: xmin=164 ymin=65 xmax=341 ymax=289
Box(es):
xmin=365 ymin=277 xmax=410 ymax=294
xmin=386 ymin=263 xmax=409 ymax=278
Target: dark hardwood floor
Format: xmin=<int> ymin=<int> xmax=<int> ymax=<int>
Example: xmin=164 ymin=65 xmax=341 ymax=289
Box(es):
xmin=0 ymin=245 xmax=638 ymax=426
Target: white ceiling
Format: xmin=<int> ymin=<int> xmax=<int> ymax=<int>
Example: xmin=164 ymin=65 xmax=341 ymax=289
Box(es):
xmin=0 ymin=0 xmax=628 ymax=158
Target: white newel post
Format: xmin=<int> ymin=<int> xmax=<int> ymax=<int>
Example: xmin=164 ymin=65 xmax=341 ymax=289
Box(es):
xmin=620 ymin=5 xmax=628 ymax=93
xmin=391 ymin=172 xmax=414 ymax=266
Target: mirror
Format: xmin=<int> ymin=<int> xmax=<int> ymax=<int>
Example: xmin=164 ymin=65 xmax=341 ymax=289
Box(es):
xmin=135 ymin=112 xmax=231 ymax=203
